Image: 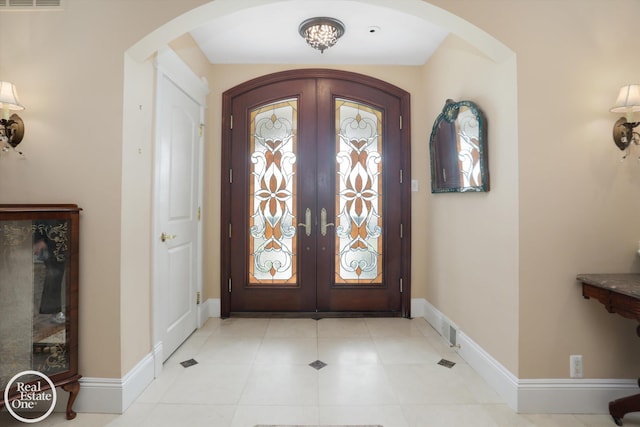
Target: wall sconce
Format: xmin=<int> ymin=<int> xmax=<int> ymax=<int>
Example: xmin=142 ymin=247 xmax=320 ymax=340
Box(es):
xmin=0 ymin=81 xmax=25 ymax=152
xmin=611 ymin=84 xmax=640 ymax=159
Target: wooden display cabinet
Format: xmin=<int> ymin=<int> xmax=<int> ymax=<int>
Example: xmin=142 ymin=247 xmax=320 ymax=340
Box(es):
xmin=0 ymin=204 xmax=81 ymax=420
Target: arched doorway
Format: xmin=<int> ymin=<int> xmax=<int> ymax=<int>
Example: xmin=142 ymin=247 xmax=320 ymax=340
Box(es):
xmin=120 ymin=0 xmax=516 ymax=379
xmin=220 ymin=69 xmax=411 ymax=317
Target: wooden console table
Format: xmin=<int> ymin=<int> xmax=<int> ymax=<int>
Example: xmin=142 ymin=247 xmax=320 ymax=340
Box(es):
xmin=577 ymin=274 xmax=640 ymax=426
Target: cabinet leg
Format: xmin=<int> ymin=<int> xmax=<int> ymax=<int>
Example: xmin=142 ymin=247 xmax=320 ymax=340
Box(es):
xmin=62 ymin=380 xmax=80 ymax=420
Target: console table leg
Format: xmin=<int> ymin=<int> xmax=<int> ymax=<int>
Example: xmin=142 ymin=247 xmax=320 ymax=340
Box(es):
xmin=609 ymin=390 xmax=640 ymax=426
xmin=609 ymin=327 xmax=640 ymax=425
xmin=62 ymin=380 xmax=80 ymax=420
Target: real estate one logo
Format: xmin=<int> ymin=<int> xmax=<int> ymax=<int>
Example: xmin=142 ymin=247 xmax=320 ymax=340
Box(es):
xmin=4 ymin=370 xmax=57 ymax=423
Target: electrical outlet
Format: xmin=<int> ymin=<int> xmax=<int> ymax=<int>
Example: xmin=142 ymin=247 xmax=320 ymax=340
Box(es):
xmin=570 ymin=355 xmax=583 ymax=378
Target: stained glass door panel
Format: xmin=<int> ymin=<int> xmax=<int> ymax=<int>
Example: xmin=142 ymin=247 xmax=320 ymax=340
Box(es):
xmin=249 ymin=99 xmax=298 ymax=285
xmin=333 ymin=99 xmax=383 ymax=285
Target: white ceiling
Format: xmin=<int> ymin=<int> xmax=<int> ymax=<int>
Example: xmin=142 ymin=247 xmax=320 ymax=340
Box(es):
xmin=189 ymin=0 xmax=449 ymax=65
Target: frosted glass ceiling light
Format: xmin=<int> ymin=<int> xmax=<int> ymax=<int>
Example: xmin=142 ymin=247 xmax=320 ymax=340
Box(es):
xmin=299 ymin=17 xmax=345 ymax=53
xmin=0 ymin=81 xmax=25 ymax=150
xmin=611 ymin=85 xmax=640 ymax=157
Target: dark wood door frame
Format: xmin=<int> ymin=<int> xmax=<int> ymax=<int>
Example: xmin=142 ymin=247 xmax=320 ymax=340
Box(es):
xmin=220 ymin=69 xmax=412 ymax=318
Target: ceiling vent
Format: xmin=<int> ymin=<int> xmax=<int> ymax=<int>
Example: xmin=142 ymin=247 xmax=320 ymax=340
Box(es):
xmin=0 ymin=0 xmax=62 ymax=8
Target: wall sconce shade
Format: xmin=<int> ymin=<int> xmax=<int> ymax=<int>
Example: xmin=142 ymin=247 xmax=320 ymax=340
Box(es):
xmin=0 ymin=81 xmax=25 ymax=149
xmin=0 ymin=81 xmax=25 ymax=112
xmin=610 ymin=84 xmax=640 ymax=114
xmin=299 ymin=17 xmax=345 ymax=53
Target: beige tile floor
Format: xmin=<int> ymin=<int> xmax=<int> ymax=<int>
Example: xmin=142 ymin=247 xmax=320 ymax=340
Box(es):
xmin=2 ymin=317 xmax=639 ymax=427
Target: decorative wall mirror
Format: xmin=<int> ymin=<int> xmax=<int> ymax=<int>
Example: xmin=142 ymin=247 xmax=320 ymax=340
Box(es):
xmin=429 ymin=99 xmax=489 ymax=193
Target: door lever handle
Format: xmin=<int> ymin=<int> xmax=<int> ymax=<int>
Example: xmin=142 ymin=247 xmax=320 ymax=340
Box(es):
xmin=320 ymin=208 xmax=334 ymax=236
xmin=161 ymin=232 xmax=176 ymax=242
xmin=297 ymin=208 xmax=311 ymax=236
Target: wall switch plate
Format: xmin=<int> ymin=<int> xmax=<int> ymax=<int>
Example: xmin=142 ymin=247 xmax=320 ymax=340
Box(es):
xmin=570 ymin=355 xmax=583 ymax=378
xmin=411 ymin=179 xmax=419 ymax=192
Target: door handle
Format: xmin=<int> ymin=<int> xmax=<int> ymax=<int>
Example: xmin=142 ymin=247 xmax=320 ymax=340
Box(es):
xmin=320 ymin=208 xmax=334 ymax=236
xmin=297 ymin=208 xmax=311 ymax=236
xmin=160 ymin=232 xmax=176 ymax=242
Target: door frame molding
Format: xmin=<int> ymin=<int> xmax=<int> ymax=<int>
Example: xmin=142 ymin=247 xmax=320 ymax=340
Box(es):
xmin=220 ymin=68 xmax=411 ymax=318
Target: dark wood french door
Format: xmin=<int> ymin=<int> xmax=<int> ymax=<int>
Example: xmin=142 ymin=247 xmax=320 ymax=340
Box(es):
xmin=220 ymin=69 xmax=411 ymax=317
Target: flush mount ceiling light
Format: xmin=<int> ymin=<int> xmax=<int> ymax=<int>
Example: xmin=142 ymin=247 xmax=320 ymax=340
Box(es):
xmin=298 ymin=17 xmax=345 ymax=53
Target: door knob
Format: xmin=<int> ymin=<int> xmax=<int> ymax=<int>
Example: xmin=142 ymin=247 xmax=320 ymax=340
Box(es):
xmin=320 ymin=208 xmax=334 ymax=236
xmin=297 ymin=208 xmax=311 ymax=236
xmin=160 ymin=232 xmax=176 ymax=242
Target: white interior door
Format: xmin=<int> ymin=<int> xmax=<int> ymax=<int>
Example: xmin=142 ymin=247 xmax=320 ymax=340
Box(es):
xmin=154 ymin=48 xmax=207 ymax=363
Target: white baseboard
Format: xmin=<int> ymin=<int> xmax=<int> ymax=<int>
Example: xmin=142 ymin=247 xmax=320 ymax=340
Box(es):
xmin=121 ymin=352 xmax=155 ymax=411
xmin=416 ymin=297 xmax=638 ymax=414
xmin=454 ymin=326 xmax=519 ymax=409
xmin=200 ymin=297 xmax=220 ymax=322
xmin=517 ymin=378 xmax=638 ymax=414
xmin=410 ymin=297 xmax=426 ymax=318
xmin=153 ymin=341 xmax=163 ymax=378
xmin=67 ymin=351 xmax=155 ymax=414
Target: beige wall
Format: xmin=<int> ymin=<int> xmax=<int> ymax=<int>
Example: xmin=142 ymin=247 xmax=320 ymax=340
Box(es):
xmin=1 ymin=0 xmax=640 ymax=388
xmin=420 ymin=34 xmax=520 ymax=373
xmin=0 ymin=0 xmax=209 ymax=378
xmin=427 ymin=0 xmax=640 ymax=378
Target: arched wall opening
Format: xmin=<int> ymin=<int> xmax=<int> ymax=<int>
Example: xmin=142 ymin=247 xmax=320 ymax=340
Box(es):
xmin=119 ymin=0 xmax=518 ymax=407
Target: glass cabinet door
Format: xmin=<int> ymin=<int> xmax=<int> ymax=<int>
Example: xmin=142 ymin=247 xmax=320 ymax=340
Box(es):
xmin=0 ymin=205 xmax=81 ymax=421
xmin=0 ymin=218 xmax=71 ymax=389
